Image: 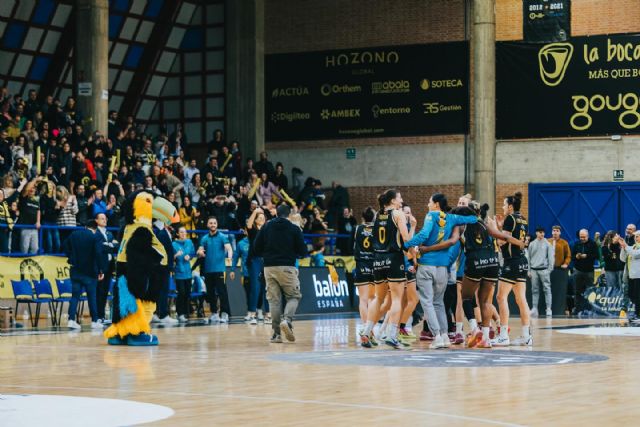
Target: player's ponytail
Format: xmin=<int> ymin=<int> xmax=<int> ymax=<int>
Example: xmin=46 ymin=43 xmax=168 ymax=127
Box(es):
xmin=506 ymin=191 xmax=523 ymax=212
xmin=378 ymin=189 xmax=397 ymax=213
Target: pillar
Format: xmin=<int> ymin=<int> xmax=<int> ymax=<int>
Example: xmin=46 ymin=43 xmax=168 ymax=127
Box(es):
xmin=74 ymin=0 xmax=109 ymax=135
xmin=473 ymin=0 xmax=496 ymax=210
xmin=226 ymin=0 xmax=265 ymax=162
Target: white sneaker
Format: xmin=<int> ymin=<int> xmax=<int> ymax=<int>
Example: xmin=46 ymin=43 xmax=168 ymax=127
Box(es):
xmin=161 ymin=316 xmax=178 ymax=325
xmin=429 ymin=334 xmax=445 ymax=349
xmin=209 ymin=313 xmax=220 ymax=323
xmin=257 ymin=310 xmax=264 ymax=321
xmin=512 ymin=335 xmax=533 ymax=346
xmin=151 ymin=314 xmax=161 ymax=323
xmin=91 ymin=321 xmax=103 ymax=330
xmin=96 ymin=319 xmax=103 ymax=324
xmin=264 ymin=316 xmax=272 ymax=324
xmin=546 ymin=308 xmax=553 ymax=317
xmin=249 ymin=316 xmax=257 ymax=325
xmin=491 ymin=335 xmax=511 ymax=347
xmin=441 ymin=334 xmax=451 ymax=348
xmin=220 ymin=313 xmax=229 ymax=323
xmin=244 ymin=313 xmax=252 ymax=322
xmin=531 ymin=308 xmax=539 ymax=318
xmin=178 ymin=315 xmax=188 ymax=323
xmin=67 ymin=320 xmax=81 ymax=330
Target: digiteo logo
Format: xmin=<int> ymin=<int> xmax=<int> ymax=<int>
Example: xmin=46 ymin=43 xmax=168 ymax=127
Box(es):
xmin=270 ymin=112 xmax=311 ymax=123
xmin=320 ymin=83 xmax=362 ymax=96
xmin=271 ymin=86 xmax=310 ymax=98
xmin=371 ymin=80 xmax=410 ymax=94
xmin=320 ymin=108 xmax=361 ymax=120
xmin=313 ymin=273 xmax=349 ymax=297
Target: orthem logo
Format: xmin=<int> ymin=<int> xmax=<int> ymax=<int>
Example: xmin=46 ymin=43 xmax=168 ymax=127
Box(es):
xmin=371 ymin=80 xmax=410 ymax=94
xmin=321 ymin=108 xmax=361 ymax=120
xmin=271 ymin=87 xmax=309 ymax=98
xmin=371 ymin=104 xmax=411 ymax=118
xmin=538 ymin=43 xmax=574 ymax=86
xmin=320 ymin=84 xmax=362 ymax=96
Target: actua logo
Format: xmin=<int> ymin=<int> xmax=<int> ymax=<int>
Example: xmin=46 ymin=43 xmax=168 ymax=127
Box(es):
xmin=313 ymin=274 xmax=349 ymax=297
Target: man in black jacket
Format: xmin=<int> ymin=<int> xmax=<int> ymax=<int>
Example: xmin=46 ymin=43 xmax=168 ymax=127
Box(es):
xmin=571 ymin=229 xmax=599 ymax=314
xmin=254 ymin=204 xmax=307 ymax=343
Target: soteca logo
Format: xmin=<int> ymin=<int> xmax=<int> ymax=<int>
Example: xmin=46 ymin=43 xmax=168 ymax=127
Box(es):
xmin=371 ymin=80 xmax=410 ymax=94
xmin=321 ymin=108 xmax=361 ymax=120
xmin=371 ymin=104 xmax=411 ymax=118
xmin=538 ymin=42 xmax=574 ymax=86
xmin=320 ymin=83 xmax=362 ymax=96
xmin=271 ymin=87 xmax=309 ymax=98
xmin=270 ymin=112 xmax=310 ymax=123
xmin=419 ymin=79 xmax=464 ymax=91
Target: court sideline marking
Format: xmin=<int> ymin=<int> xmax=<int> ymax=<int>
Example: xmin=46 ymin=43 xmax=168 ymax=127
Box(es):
xmin=1 ymin=384 xmax=525 ymax=427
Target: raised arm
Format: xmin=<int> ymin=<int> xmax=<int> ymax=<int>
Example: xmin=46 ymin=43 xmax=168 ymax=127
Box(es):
xmin=420 ymin=225 xmax=461 ymax=254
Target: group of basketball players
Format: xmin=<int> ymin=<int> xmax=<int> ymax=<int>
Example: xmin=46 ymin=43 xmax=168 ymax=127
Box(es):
xmin=353 ymin=190 xmax=532 ymax=350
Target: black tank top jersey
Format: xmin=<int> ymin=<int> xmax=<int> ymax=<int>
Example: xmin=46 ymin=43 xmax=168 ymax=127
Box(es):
xmin=501 ymin=212 xmax=528 ymax=259
xmin=373 ymin=209 xmax=403 ymax=253
xmin=353 ymin=223 xmax=375 ymax=261
xmin=463 ymin=220 xmax=495 ymax=254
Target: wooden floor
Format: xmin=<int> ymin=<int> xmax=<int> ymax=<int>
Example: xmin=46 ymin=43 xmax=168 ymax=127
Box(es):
xmin=0 ymin=315 xmax=638 ymax=426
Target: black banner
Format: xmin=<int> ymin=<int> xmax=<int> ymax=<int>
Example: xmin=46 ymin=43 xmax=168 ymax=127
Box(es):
xmin=497 ymin=34 xmax=640 ymax=139
xmin=523 ymin=0 xmax=570 ymax=42
xmin=297 ymin=267 xmax=354 ymax=314
xmin=265 ymin=43 xmax=469 ymax=141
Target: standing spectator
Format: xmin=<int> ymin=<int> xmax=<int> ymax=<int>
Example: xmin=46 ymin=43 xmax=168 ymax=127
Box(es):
xmin=56 ymin=185 xmax=77 ymax=244
xmin=571 ymin=229 xmax=599 ymax=314
xmin=337 ymin=207 xmax=357 ymax=255
xmin=94 ymin=212 xmax=117 ymax=324
xmin=624 ymin=224 xmax=636 ymax=246
xmin=92 ymin=187 xmax=114 ymax=218
xmin=255 ymin=151 xmax=275 ymax=179
xmin=0 ymin=129 xmax=13 ymax=175
xmin=40 ymin=181 xmax=61 ymax=253
xmin=179 ymin=195 xmax=199 ymax=237
xmin=75 ymin=184 xmax=92 ymax=226
xmin=619 ymin=231 xmax=640 ymax=322
xmin=63 ymin=219 xmax=103 ymax=330
xmin=197 ymin=217 xmax=233 ymax=323
xmin=254 ymin=204 xmax=307 ymax=343
xmin=602 ymin=230 xmax=625 ymax=290
xmin=272 ymin=162 xmax=288 ymax=191
xmin=327 ymin=181 xmax=350 ymax=229
xmin=183 ymin=159 xmax=199 ymax=188
xmin=0 ymin=189 xmax=13 ymax=253
xmin=232 ymin=230 xmax=252 ymax=322
xmin=153 ymin=215 xmax=177 ymax=324
xmin=528 ymin=227 xmax=555 ymax=317
xmin=17 ymin=178 xmax=41 ymax=254
xmin=172 ymin=226 xmax=196 ymax=322
xmin=24 ymin=89 xmax=39 ymax=120
xmin=246 ymin=207 xmax=268 ymax=324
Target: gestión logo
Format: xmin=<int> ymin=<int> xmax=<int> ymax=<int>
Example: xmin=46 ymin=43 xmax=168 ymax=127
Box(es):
xmin=320 ymin=84 xmax=362 ymax=96
xmin=271 ymin=87 xmax=309 ymax=98
xmin=538 ymin=42 xmax=574 ymax=86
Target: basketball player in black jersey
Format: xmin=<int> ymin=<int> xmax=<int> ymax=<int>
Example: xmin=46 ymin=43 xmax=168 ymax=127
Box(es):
xmin=354 ymin=207 xmax=376 ymax=328
xmin=361 ymin=189 xmax=415 ymax=349
xmin=494 ymin=192 xmax=532 ymax=346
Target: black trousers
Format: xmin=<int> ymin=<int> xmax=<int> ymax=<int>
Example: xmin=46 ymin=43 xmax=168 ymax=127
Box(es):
xmin=156 ymin=267 xmax=170 ymax=318
xmin=444 ymin=284 xmax=458 ymax=332
xmin=96 ymin=265 xmax=113 ymax=320
xmin=205 ymin=272 xmax=231 ymax=316
xmin=0 ymin=228 xmax=9 ymax=253
xmin=574 ymin=270 xmax=594 ymax=313
xmin=175 ymin=279 xmax=191 ymax=317
xmin=629 ymin=278 xmax=640 ymax=316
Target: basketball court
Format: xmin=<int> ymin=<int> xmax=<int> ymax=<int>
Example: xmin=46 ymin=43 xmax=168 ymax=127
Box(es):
xmin=1 ymin=316 xmax=637 ymax=426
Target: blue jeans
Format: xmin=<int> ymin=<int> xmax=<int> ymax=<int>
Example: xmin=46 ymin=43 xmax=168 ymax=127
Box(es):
xmin=68 ymin=275 xmax=98 ymax=322
xmin=43 ymin=227 xmax=60 ymax=253
xmin=605 ymin=270 xmax=623 ymax=290
xmin=248 ymin=256 xmax=264 ymax=312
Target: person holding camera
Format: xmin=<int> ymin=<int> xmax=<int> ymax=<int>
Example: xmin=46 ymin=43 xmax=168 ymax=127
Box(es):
xmin=618 ymin=231 xmax=640 ymax=322
xmin=602 ymin=231 xmax=625 ymax=290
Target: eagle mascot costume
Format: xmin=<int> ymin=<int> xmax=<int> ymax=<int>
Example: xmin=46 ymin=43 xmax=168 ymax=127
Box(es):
xmin=104 ymin=191 xmax=178 ymax=346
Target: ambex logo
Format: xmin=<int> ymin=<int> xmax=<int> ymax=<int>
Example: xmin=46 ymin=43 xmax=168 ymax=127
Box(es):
xmin=538 ymin=42 xmax=574 ymax=86
xmin=321 ymin=108 xmax=361 ymax=120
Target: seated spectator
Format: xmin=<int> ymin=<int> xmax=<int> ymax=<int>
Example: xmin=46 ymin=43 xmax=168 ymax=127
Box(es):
xmin=337 ymin=207 xmax=357 ymax=255
xmin=258 ymin=172 xmax=283 ymax=205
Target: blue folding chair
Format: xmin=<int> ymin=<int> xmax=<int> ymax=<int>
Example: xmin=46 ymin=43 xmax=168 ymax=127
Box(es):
xmin=12 ymin=280 xmax=36 ymax=327
xmin=190 ymin=275 xmax=206 ymax=318
xmin=54 ymin=279 xmax=73 ymax=326
xmin=32 ymin=279 xmax=57 ymax=327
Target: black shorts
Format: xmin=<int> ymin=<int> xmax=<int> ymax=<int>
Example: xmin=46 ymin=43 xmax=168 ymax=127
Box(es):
xmin=354 ymin=260 xmax=374 ymax=286
xmin=406 ymin=270 xmax=416 ymax=284
xmin=465 ymin=251 xmax=500 ymax=282
xmin=500 ymin=256 xmax=529 ymax=284
xmin=373 ymin=252 xmax=406 ymax=284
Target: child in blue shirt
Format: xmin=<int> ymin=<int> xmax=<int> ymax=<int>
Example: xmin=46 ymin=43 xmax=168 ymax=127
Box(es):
xmin=172 ymin=226 xmax=196 ymax=322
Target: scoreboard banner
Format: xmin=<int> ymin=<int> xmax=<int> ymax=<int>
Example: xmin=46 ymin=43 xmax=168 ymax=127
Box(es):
xmin=523 ymin=0 xmax=570 ymax=42
xmin=265 ymin=42 xmax=469 ymax=141
xmin=497 ymin=33 xmax=640 ymax=139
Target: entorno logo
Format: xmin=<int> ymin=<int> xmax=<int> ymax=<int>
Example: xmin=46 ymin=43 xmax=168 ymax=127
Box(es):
xmin=371 ymin=104 xmax=411 ymax=118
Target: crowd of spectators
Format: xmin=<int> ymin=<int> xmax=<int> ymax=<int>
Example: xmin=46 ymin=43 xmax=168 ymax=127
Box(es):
xmin=0 ymin=88 xmax=355 ymax=257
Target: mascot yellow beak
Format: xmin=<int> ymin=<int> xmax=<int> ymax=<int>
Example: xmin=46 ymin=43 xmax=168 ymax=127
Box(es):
xmin=153 ymin=196 xmax=180 ymax=225
xmin=133 ymin=192 xmax=154 ymax=225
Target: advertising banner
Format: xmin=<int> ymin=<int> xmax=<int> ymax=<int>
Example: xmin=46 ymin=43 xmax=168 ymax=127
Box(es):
xmin=523 ymin=0 xmax=570 ymax=42
xmin=0 ymin=256 xmax=70 ymax=298
xmin=497 ymin=33 xmax=640 ymax=138
xmin=297 ymin=267 xmax=354 ymax=314
xmin=582 ymin=286 xmax=635 ymax=317
xmin=266 ymin=42 xmax=469 ymax=141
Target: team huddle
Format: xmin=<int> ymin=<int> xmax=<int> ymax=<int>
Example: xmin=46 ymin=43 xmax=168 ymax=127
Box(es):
xmin=354 ymin=190 xmax=531 ymax=349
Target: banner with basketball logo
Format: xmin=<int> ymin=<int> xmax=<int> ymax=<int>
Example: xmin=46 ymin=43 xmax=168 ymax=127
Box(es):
xmin=0 ymin=256 xmax=70 ymax=299
xmin=497 ymin=33 xmax=640 ymax=138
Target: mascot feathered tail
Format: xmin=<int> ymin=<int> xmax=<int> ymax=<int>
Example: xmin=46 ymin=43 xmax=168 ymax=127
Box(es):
xmin=104 ymin=191 xmax=179 ymax=346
